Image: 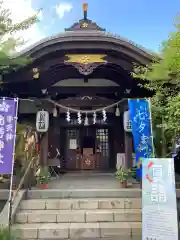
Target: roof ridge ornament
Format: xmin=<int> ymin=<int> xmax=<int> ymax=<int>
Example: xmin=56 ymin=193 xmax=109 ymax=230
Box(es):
xmin=65 ymin=3 xmax=105 ymax=31
xmin=83 ymin=3 xmax=88 ymax=20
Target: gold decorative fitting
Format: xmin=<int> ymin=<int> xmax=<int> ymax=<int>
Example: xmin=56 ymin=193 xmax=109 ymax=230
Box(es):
xmin=85 ymin=157 xmax=91 ymax=166
xmin=33 ymin=73 xmax=39 ymax=79
xmin=81 ymin=22 xmax=88 ymax=28
xmin=80 ymin=55 xmax=90 ymax=64
xmin=83 ymin=3 xmax=88 ymax=11
xmin=64 ymin=54 xmax=107 ymax=76
xmin=32 ymin=68 xmax=39 ymax=79
xmin=65 ymin=54 xmax=107 ymax=65
xmin=33 ymin=68 xmax=38 ymax=73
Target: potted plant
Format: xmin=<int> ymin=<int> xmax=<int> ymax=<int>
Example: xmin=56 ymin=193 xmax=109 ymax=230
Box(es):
xmin=37 ymin=167 xmax=50 ymax=189
xmin=0 ymin=227 xmax=16 ymax=239
xmin=116 ymin=166 xmax=131 ymax=188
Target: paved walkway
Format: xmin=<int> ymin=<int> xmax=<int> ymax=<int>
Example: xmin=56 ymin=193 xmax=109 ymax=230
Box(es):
xmin=47 ymin=172 xmax=139 ymax=189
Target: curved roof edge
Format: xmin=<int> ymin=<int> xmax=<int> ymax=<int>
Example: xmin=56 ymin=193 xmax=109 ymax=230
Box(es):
xmin=13 ymin=31 xmax=157 ymax=61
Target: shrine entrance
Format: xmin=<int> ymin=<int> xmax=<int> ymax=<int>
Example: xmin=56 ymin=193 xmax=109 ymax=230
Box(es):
xmin=3 ymin=3 xmax=154 ymax=174
xmin=63 ymin=126 xmax=111 ymax=171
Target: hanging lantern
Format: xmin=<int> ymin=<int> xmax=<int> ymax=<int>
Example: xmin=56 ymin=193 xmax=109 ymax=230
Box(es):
xmin=84 ymin=113 xmax=89 ymax=126
xmin=36 ymin=110 xmax=49 ymax=132
xmin=93 ymin=112 xmax=96 ymax=124
xmin=123 ymin=110 xmax=132 ymax=132
xmin=115 ymin=105 xmax=120 ymax=117
xmin=102 ymin=109 xmax=107 ymax=122
xmin=77 ymin=111 xmax=82 ymax=124
xmin=66 ymin=109 xmax=70 ymax=122
xmin=52 ymin=107 xmax=58 ymax=117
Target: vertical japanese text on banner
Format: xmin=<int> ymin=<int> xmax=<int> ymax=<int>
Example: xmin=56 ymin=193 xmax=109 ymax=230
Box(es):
xmin=0 ymin=98 xmax=18 ymax=174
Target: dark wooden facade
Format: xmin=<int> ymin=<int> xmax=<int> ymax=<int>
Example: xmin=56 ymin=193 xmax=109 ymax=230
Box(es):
xmin=48 ymin=113 xmax=124 ymax=171
xmin=2 ymin=4 xmax=154 ymax=171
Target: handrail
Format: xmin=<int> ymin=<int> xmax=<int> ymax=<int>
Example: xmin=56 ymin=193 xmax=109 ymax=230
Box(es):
xmin=12 ymin=156 xmax=38 ymax=203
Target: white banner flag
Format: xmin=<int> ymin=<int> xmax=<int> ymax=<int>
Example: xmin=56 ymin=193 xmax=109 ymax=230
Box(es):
xmin=142 ymin=158 xmax=178 ymax=240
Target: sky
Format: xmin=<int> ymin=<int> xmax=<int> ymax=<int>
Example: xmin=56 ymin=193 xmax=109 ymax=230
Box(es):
xmin=3 ymin=0 xmax=180 ymax=52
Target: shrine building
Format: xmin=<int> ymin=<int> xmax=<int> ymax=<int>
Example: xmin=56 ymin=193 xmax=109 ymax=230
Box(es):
xmin=2 ymin=3 xmax=153 ymax=172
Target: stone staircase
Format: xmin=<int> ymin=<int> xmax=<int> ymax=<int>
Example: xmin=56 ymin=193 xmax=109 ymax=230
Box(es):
xmin=12 ymin=191 xmax=142 ymax=240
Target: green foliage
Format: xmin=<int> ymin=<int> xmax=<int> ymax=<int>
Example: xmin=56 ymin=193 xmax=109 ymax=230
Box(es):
xmin=37 ymin=167 xmax=51 ymax=184
xmin=130 ymin=166 xmax=137 ymax=179
xmin=0 ymin=122 xmax=39 ymax=184
xmin=115 ymin=166 xmax=131 ymax=182
xmin=133 ymin=17 xmax=180 ymax=157
xmin=15 ymin=123 xmax=26 ymax=161
xmin=0 ymin=227 xmax=16 ymax=240
xmin=0 ymin=123 xmax=26 ymax=183
xmin=0 ymin=0 xmax=39 ymax=73
xmin=15 ymin=123 xmax=38 ymax=176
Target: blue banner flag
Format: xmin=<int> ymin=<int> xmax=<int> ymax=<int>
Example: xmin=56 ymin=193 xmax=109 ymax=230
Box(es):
xmin=128 ymin=99 xmax=154 ymax=179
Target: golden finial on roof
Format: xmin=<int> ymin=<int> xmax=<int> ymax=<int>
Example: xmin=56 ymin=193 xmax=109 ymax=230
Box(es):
xmin=83 ymin=3 xmax=88 ymax=20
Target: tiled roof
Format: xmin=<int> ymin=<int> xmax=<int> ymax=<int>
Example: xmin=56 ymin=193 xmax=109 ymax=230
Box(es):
xmin=12 ymin=31 xmax=155 ymax=60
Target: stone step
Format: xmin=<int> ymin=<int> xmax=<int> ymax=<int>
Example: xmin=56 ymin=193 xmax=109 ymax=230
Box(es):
xmin=27 ymin=189 xmax=141 ymax=199
xmin=20 ymin=198 xmax=141 ymax=210
xmin=12 ymin=222 xmax=141 ymax=239
xmin=15 ymin=239 xmax=140 ymax=240
xmin=16 ymin=209 xmax=142 ymax=223
xmin=13 ymin=238 xmax=141 ymax=240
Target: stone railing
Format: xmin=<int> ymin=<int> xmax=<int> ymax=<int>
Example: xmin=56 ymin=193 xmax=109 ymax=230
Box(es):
xmin=0 ymin=190 xmax=26 ymax=227
xmin=0 ymin=156 xmax=38 ymax=226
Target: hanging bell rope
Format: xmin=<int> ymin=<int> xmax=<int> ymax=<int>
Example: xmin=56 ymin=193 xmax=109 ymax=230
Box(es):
xmin=46 ymin=98 xmax=126 ymax=114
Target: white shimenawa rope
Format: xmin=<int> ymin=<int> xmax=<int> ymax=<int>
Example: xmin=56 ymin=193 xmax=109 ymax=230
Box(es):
xmin=20 ymin=97 xmax=126 ymax=114
xmin=46 ymin=98 xmax=126 ymax=114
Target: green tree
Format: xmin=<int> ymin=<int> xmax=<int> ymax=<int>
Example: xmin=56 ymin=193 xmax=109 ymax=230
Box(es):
xmin=0 ymin=1 xmax=40 ymax=184
xmin=133 ymin=18 xmax=180 ymax=157
xmin=0 ymin=0 xmax=39 ymax=73
xmin=0 ymin=227 xmax=16 ymax=239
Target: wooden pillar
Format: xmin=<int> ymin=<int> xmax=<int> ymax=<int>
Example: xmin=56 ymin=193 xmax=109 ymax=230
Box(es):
xmin=112 ymin=115 xmax=125 ymax=169
xmin=48 ymin=118 xmax=62 ymax=170
xmin=39 ymin=131 xmax=49 ymax=167
xmin=123 ymin=100 xmax=133 ymax=169
xmin=124 ymin=131 xmax=133 ymax=168
xmin=48 ymin=120 xmax=60 ymax=159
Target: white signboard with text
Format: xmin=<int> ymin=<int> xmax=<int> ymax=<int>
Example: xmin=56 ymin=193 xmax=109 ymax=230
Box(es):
xmin=123 ymin=110 xmax=132 ymax=132
xmin=69 ymin=139 xmax=77 ymax=149
xmin=116 ymin=153 xmax=125 ymax=167
xmin=142 ymin=158 xmax=178 ymax=240
xmin=36 ymin=110 xmax=49 ymax=132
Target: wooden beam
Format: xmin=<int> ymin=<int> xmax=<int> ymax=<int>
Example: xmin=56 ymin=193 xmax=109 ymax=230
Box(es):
xmin=48 ymin=86 xmax=123 ymax=94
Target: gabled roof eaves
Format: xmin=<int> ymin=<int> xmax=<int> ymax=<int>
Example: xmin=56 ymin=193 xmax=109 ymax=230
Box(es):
xmin=12 ymin=31 xmax=157 ymax=60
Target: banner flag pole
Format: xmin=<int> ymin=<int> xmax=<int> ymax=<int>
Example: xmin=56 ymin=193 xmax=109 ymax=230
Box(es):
xmin=147 ymin=98 xmax=155 ymax=157
xmin=7 ymin=98 xmax=19 ymax=228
